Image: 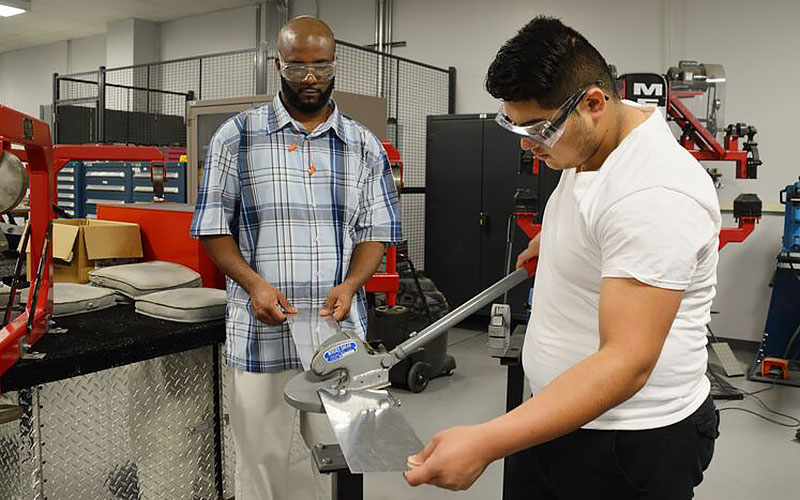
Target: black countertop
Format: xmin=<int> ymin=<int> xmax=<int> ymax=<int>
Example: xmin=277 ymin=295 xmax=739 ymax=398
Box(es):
xmin=1 ymin=304 xmax=225 ymax=393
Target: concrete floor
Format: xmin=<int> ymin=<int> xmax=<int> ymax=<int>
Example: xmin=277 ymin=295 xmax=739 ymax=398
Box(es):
xmin=363 ymin=326 xmax=800 ymax=500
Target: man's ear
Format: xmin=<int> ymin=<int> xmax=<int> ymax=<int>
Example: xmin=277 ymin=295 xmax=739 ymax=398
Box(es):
xmin=583 ymin=88 xmax=608 ymax=116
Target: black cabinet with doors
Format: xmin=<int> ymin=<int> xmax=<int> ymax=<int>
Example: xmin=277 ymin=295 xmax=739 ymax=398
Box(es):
xmin=425 ymin=114 xmax=561 ymax=320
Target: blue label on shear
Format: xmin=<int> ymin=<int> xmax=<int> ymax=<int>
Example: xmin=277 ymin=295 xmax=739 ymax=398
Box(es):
xmin=323 ymin=341 xmax=357 ymax=363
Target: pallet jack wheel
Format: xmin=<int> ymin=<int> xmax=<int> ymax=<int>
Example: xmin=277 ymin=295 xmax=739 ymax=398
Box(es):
xmin=407 ymin=361 xmax=431 ymax=393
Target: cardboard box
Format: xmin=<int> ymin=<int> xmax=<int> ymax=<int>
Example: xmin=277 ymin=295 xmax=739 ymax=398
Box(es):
xmin=24 ymin=219 xmax=143 ymax=283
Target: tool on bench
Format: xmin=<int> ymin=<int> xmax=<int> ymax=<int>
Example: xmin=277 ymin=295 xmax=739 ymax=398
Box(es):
xmin=284 ymin=259 xmax=538 ymax=473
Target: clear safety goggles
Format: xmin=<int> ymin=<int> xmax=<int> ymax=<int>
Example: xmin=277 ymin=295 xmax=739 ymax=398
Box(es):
xmin=494 ymin=80 xmax=606 ymax=149
xmin=278 ymin=58 xmax=337 ymax=83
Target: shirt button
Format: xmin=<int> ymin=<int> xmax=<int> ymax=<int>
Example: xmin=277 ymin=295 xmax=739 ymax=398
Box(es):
xmin=315 ymin=237 xmax=320 ymax=243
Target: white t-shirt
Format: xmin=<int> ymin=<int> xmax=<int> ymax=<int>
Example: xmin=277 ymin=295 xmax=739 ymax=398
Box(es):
xmin=522 ymin=101 xmax=721 ymax=430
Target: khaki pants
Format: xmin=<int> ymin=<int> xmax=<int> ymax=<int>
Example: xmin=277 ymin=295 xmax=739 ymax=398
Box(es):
xmin=230 ymin=368 xmax=335 ymax=500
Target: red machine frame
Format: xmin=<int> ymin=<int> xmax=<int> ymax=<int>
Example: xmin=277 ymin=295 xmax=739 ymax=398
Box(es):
xmin=0 ymin=106 xmax=55 ymax=381
xmin=666 ymin=90 xmax=761 ymax=250
xmin=515 ymin=210 xmax=541 ymax=275
xmin=0 ymin=105 xmax=164 ymax=390
xmin=668 ymin=91 xmax=751 ymax=180
xmin=363 ymin=142 xmax=403 ymax=305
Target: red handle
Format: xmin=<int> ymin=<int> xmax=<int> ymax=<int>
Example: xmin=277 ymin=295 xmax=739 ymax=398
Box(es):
xmin=522 ymin=257 xmax=539 ymax=277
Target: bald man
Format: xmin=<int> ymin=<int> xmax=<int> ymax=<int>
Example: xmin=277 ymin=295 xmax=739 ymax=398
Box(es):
xmin=191 ymin=16 xmax=402 ymax=500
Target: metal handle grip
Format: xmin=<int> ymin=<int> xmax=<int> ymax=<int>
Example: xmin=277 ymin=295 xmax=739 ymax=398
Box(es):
xmin=389 ymin=266 xmax=534 ymax=362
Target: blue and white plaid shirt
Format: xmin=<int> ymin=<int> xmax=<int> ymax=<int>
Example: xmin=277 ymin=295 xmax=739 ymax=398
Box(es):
xmin=191 ymin=95 xmax=402 ymax=373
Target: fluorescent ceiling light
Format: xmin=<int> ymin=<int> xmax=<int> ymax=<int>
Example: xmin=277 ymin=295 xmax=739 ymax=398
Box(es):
xmin=0 ymin=1 xmax=30 ymax=17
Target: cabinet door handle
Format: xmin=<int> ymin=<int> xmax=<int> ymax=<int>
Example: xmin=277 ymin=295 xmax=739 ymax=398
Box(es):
xmin=479 ymin=212 xmax=489 ymax=229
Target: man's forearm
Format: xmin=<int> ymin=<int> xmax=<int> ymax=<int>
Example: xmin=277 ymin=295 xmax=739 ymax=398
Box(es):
xmin=342 ymin=241 xmax=387 ymax=291
xmin=200 ymin=235 xmax=262 ymax=293
xmin=480 ymin=345 xmax=652 ymax=461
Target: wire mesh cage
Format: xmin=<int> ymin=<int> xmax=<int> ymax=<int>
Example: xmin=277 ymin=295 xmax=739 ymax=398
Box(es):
xmin=200 ymin=51 xmax=258 ymax=100
xmin=53 ymin=41 xmax=453 ymax=270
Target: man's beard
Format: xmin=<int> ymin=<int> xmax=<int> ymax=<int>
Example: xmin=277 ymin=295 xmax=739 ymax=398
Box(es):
xmin=555 ymin=117 xmax=602 ymax=171
xmin=280 ymin=77 xmax=335 ymax=113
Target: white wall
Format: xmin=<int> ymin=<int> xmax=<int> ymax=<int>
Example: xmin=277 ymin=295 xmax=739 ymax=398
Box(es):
xmin=311 ymin=0 xmax=667 ymax=113
xmin=0 ymin=5 xmax=259 ymax=119
xmin=390 ymin=0 xmax=667 ymax=113
xmin=673 ymin=0 xmax=800 ymax=341
xmin=159 ymin=5 xmax=257 ymax=61
xmin=0 ymin=41 xmax=68 ymax=117
xmin=0 ymin=34 xmax=103 ymax=119
xmin=67 ymin=35 xmax=106 ymax=74
xmin=308 ymin=0 xmax=374 ymax=46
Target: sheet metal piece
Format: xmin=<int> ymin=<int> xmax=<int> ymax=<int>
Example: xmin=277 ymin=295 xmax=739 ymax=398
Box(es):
xmin=286 ymin=307 xmax=341 ymax=370
xmin=319 ymin=388 xmax=423 ymax=473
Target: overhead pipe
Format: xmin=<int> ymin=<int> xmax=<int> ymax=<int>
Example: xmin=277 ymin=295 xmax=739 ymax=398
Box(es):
xmin=385 ymin=0 xmax=393 ymax=55
xmin=375 ymin=0 xmax=386 ymax=97
xmin=376 ymin=0 xmax=386 ymax=53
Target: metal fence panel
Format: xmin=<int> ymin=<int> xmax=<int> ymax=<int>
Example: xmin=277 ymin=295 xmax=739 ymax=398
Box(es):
xmin=53 ymin=41 xmax=452 ymax=270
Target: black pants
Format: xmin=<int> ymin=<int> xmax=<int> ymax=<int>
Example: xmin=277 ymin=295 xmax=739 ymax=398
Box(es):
xmin=507 ymin=396 xmax=720 ymax=500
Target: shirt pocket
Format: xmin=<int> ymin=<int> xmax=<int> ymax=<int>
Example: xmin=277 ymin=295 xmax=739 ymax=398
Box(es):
xmin=335 ymin=150 xmax=363 ymax=228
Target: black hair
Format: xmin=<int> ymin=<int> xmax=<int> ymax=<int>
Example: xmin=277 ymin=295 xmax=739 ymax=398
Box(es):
xmin=486 ymin=16 xmax=617 ymax=108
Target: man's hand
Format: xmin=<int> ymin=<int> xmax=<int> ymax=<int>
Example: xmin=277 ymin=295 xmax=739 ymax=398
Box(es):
xmin=403 ymin=425 xmax=495 ymax=491
xmin=515 ymin=234 xmax=541 ymax=269
xmin=248 ymin=279 xmax=296 ymax=325
xmin=320 ymin=282 xmax=358 ymax=321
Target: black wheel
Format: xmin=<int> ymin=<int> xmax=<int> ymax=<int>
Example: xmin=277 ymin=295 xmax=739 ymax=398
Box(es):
xmin=440 ymin=354 xmax=457 ymax=377
xmin=407 ymin=361 xmax=431 ymax=393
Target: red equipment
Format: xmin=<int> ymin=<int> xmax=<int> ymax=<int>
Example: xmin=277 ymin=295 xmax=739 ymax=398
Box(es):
xmin=668 ymin=93 xmax=761 ymax=180
xmin=364 ymin=142 xmax=403 ymax=305
xmin=619 ymin=68 xmax=763 ymax=251
xmin=666 ymin=93 xmax=763 ymax=251
xmin=718 ymin=217 xmax=757 ymax=251
xmin=510 ymin=187 xmax=542 ymax=274
xmin=760 ymin=357 xmax=789 ymax=380
xmin=97 ymin=204 xmax=226 ymax=289
xmin=515 ymin=209 xmax=541 ymax=275
xmin=0 ymin=106 xmax=56 ymax=383
xmin=0 ymin=104 xmax=165 ymax=392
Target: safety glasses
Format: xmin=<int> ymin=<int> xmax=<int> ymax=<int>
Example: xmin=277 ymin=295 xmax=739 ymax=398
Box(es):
xmin=495 ymin=80 xmax=606 ymax=149
xmin=278 ymin=58 xmax=337 ymax=83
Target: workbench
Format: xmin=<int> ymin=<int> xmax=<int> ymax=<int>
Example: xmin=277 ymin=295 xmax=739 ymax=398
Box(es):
xmin=0 ymin=305 xmax=234 ymax=500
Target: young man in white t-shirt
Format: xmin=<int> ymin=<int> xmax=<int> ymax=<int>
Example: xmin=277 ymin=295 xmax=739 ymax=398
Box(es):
xmin=404 ymin=16 xmax=721 ymax=499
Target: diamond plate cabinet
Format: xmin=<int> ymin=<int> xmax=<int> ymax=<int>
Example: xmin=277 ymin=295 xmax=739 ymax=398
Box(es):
xmin=0 ymin=347 xmax=229 ymax=500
